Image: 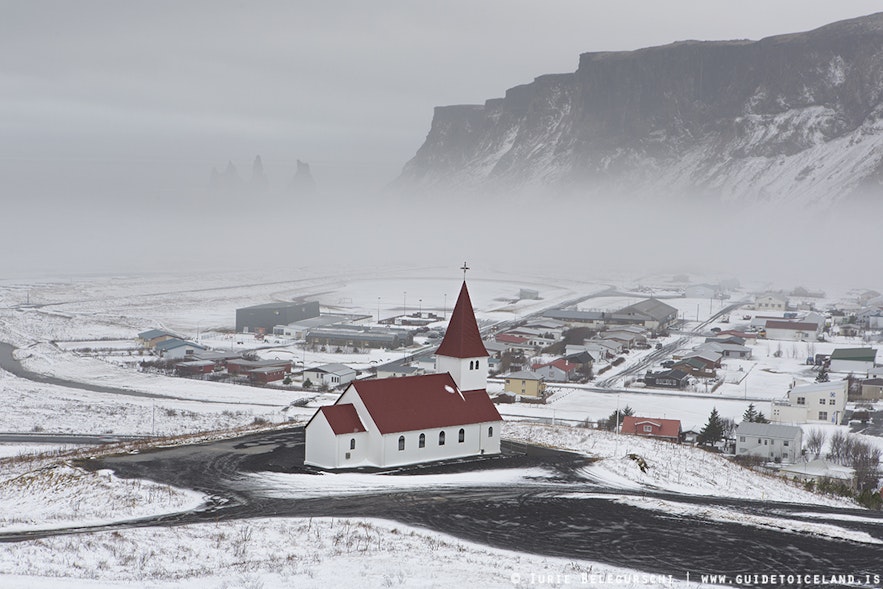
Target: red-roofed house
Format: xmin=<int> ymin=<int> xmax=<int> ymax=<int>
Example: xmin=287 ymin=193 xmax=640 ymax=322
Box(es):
xmin=620 ymin=416 xmax=682 ymax=443
xmin=532 ymin=358 xmax=581 ymax=382
xmin=305 ymin=281 xmax=503 ymax=469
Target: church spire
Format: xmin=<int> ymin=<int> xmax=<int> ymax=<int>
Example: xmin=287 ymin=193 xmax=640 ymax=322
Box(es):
xmin=436 ymin=281 xmax=488 ymax=359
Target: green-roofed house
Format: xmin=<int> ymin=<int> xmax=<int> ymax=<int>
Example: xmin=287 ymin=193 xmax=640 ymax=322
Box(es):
xmin=829 ymin=347 xmax=878 ymax=374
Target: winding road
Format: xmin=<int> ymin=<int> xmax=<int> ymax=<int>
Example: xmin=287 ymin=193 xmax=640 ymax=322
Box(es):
xmin=0 ymin=428 xmax=879 ymax=587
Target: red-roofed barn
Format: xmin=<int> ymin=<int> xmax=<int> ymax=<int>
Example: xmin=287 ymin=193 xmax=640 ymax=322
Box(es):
xmin=305 ymin=280 xmax=503 ymax=469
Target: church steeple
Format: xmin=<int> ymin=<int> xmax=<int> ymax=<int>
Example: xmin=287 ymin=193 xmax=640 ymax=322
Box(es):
xmin=436 ymin=280 xmax=488 ymax=391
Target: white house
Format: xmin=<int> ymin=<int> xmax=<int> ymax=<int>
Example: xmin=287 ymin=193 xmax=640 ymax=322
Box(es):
xmin=735 ymin=422 xmax=802 ymax=463
xmin=828 ymin=348 xmax=877 ymax=374
xmin=303 ymin=363 xmax=357 ymax=388
xmin=770 ymin=380 xmax=848 ymax=425
xmin=755 ymin=293 xmax=788 ymax=311
xmin=762 ymin=320 xmax=821 ymax=341
xmin=305 ymin=281 xmax=503 ymax=469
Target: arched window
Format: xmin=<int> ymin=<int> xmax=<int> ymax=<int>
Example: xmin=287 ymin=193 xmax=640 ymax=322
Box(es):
xmin=438 ymin=431 xmax=446 ymax=446
xmin=350 ymin=438 xmax=356 ymax=450
xmin=398 ymin=435 xmax=405 ymax=451
xmin=419 ymin=433 xmax=426 ymax=448
xmin=458 ymin=428 xmax=465 ymax=443
xmin=488 ymin=426 xmax=494 ymax=438
xmin=469 ymin=360 xmax=474 ymax=370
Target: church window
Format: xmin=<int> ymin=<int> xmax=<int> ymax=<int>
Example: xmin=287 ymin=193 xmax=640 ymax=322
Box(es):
xmin=439 ymin=431 xmax=446 ymax=446
xmin=475 ymin=360 xmax=480 ymax=370
xmin=398 ymin=436 xmax=405 ymax=451
xmin=488 ymin=426 xmax=494 ymax=437
xmin=350 ymin=438 xmax=356 ymax=450
xmin=469 ymin=361 xmax=474 ymax=370
xmin=458 ymin=428 xmax=465 ymax=443
xmin=419 ymin=433 xmax=425 ymax=448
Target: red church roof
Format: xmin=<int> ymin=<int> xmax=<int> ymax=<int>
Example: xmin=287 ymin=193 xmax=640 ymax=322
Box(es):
xmin=436 ymin=281 xmax=489 ymax=359
xmin=350 ymin=373 xmax=501 ymax=434
xmin=317 ymin=404 xmax=366 ymax=435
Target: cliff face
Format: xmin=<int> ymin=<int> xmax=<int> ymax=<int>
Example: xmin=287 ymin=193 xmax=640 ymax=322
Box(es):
xmin=396 ymin=13 xmax=883 ymax=204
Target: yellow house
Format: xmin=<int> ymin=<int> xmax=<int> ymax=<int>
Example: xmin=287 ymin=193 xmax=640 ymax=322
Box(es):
xmin=504 ymin=371 xmax=546 ymax=398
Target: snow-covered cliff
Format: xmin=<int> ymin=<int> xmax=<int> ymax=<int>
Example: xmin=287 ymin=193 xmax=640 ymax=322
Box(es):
xmin=396 ymin=13 xmax=883 ymax=205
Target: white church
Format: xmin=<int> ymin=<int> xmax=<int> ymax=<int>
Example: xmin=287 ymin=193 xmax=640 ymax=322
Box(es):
xmin=304 ymin=280 xmax=503 ymax=469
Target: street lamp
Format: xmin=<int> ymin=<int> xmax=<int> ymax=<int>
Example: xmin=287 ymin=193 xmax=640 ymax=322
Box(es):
xmin=377 ymin=297 xmax=381 ymax=323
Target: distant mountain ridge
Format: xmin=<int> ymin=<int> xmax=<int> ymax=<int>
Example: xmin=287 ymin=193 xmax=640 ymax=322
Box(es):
xmin=395 ymin=13 xmax=883 ymax=205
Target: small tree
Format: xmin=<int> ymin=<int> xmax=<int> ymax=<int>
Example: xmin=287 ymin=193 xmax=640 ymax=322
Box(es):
xmin=754 ymin=411 xmax=769 ymax=424
xmin=699 ymin=407 xmax=725 ymax=446
xmin=303 ymin=378 xmax=314 ymax=389
xmin=742 ymin=403 xmax=759 ymax=423
xmin=604 ymin=405 xmax=634 ymax=431
xmin=805 ymin=429 xmax=826 ymax=458
xmin=720 ymin=417 xmax=736 ymax=440
xmin=815 ymin=364 xmax=830 ymax=383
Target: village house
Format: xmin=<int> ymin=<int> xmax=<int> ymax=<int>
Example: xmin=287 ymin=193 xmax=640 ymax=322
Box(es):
xmin=762 ymin=320 xmax=821 ymax=341
xmin=503 ymin=371 xmax=546 ymax=398
xmin=137 ymin=329 xmax=180 ymax=349
xmin=303 ymin=363 xmax=358 ymax=388
xmin=770 ymin=380 xmax=848 ymax=425
xmin=672 ymin=357 xmax=716 ymax=379
xmin=153 ymin=338 xmax=207 ymax=360
xmin=531 ymin=358 xmax=582 ymax=382
xmin=304 ymin=281 xmax=502 ymax=469
xmin=755 ymin=293 xmax=788 ymax=311
xmin=248 ymin=365 xmax=287 ymax=384
xmin=828 ymin=347 xmax=877 ymax=374
xmin=735 ymin=422 xmax=802 ymax=463
xmin=859 ymin=378 xmax=883 ymax=401
xmin=620 ymin=416 xmax=682 ymax=443
xmin=609 ymin=298 xmax=678 ymax=331
xmin=643 ymin=369 xmax=690 ymax=389
xmin=174 ymin=359 xmax=216 ymax=377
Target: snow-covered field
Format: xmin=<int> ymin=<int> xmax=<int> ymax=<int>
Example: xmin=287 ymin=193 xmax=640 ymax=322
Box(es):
xmin=0 ymin=268 xmax=881 ymax=587
xmin=0 ymin=421 xmax=876 ymax=588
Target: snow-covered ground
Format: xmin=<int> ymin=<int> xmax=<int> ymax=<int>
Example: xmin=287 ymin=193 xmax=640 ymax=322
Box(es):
xmin=1 ymin=268 xmax=881 ymax=587
xmin=1 ymin=421 xmax=876 ymax=588
xmin=504 ymin=423 xmax=856 ymax=506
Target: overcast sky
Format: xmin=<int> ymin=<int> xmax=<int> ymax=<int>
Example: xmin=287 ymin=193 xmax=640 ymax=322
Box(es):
xmin=3 ymin=1 xmax=882 ymax=191
xmin=1 ymin=1 xmax=882 ymax=279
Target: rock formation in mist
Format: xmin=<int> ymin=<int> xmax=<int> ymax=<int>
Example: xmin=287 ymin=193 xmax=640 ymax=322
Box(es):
xmin=289 ymin=159 xmax=317 ymax=196
xmin=250 ymin=155 xmax=269 ymax=193
xmin=395 ymin=12 xmax=883 ymax=205
xmin=208 ymin=156 xmax=317 ymax=200
xmin=209 ymin=160 xmax=244 ymax=194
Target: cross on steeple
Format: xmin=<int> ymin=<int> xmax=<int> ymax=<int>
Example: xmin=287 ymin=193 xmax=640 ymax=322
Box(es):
xmin=460 ymin=261 xmax=470 ymax=280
